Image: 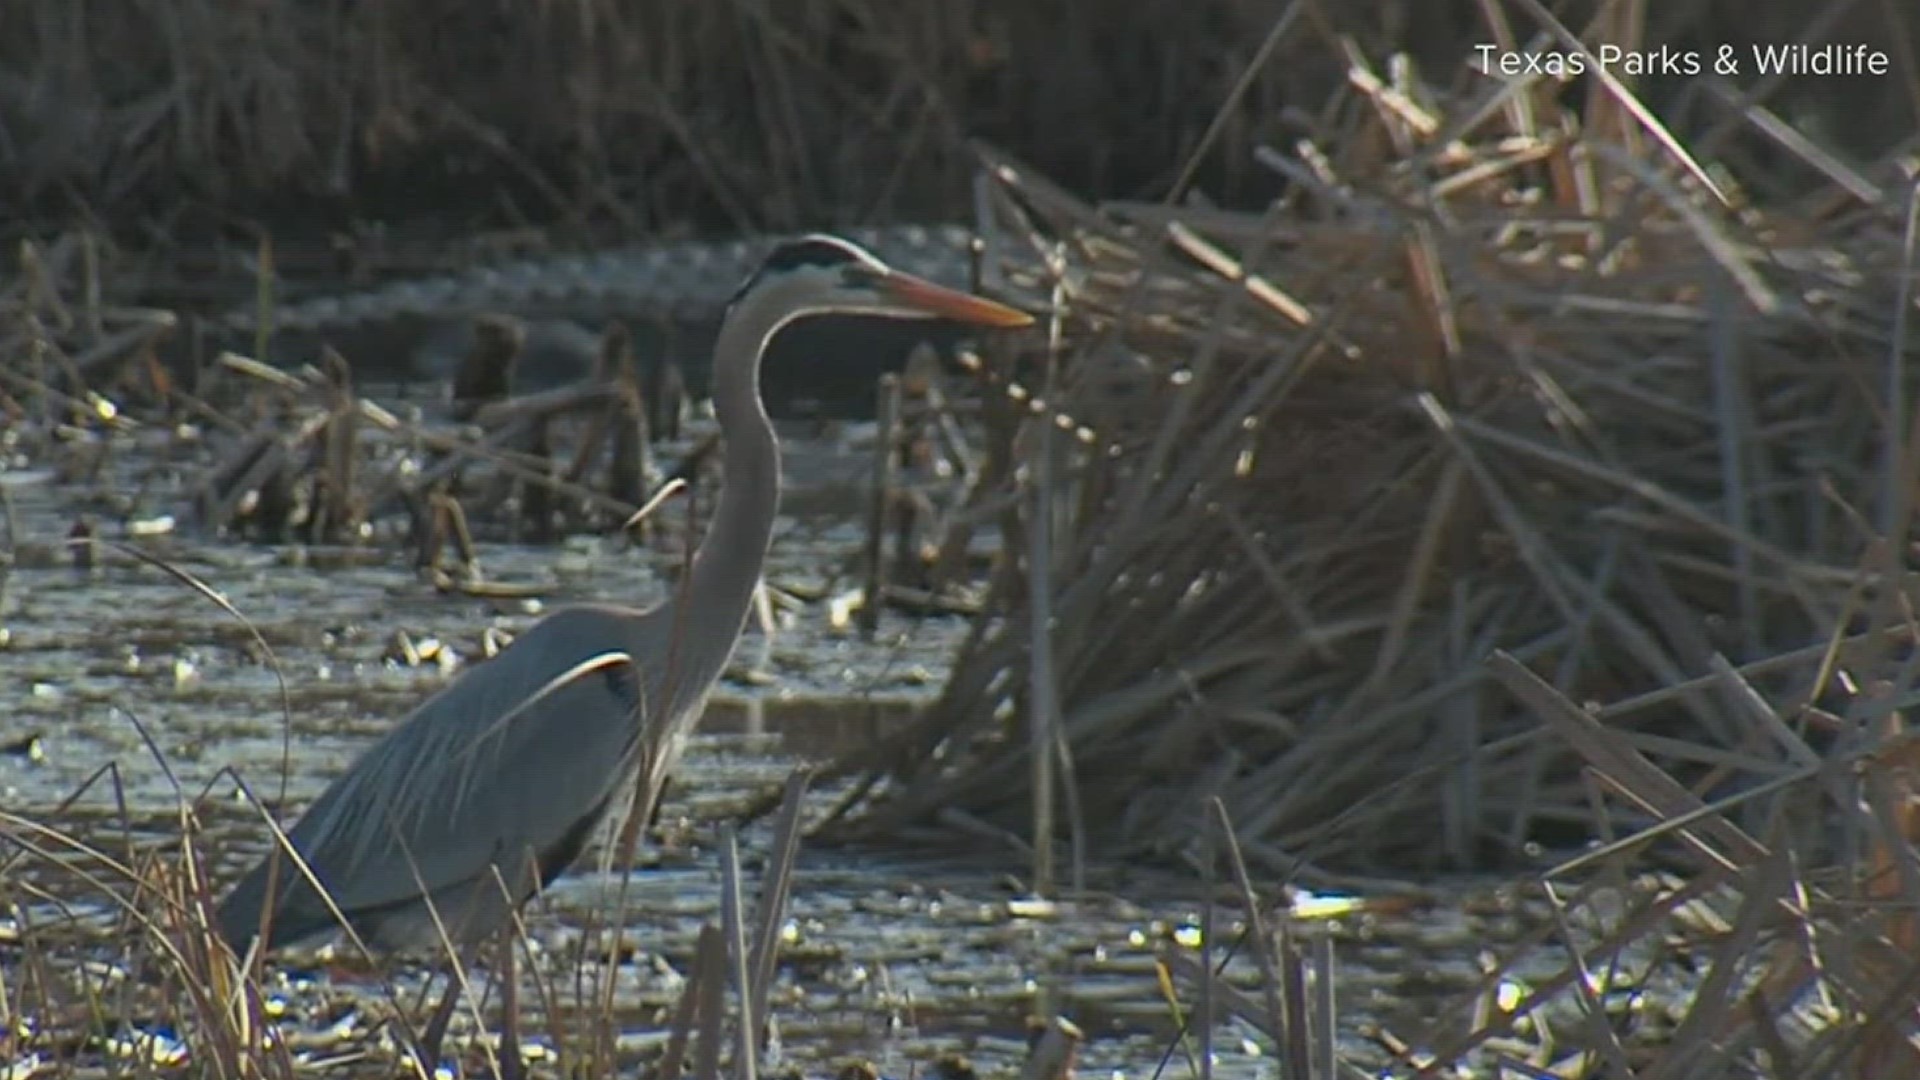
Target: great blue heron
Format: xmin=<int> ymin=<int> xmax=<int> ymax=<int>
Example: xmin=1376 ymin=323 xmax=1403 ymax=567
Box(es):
xmin=213 ymin=234 xmax=1032 ymax=1063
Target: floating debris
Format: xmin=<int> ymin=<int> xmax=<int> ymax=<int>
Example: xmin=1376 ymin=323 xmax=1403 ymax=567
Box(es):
xmin=0 ymin=733 xmax=44 ymax=762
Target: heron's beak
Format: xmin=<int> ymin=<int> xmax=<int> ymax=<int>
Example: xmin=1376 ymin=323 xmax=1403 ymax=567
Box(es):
xmin=879 ymin=272 xmax=1034 ymax=328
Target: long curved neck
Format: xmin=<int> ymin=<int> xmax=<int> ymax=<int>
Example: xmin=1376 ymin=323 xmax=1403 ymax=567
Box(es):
xmin=667 ymin=301 xmax=784 ymax=708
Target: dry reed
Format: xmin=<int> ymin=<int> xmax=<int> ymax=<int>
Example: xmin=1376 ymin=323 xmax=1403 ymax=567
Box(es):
xmin=0 ymin=736 xmax=824 ymax=1080
xmin=10 ymin=3 xmax=1920 ymax=1075
xmin=821 ymin=21 xmax=1920 ymax=891
xmin=1 ymin=1 xmax=1910 ymax=242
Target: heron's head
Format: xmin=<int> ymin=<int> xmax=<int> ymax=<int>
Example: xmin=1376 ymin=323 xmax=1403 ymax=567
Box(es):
xmin=730 ymin=234 xmax=1034 ymax=330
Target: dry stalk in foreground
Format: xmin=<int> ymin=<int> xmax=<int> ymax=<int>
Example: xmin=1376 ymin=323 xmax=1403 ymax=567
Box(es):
xmin=1368 ymin=647 xmax=1920 ymax=1079
xmin=0 ymin=764 xmax=819 ymax=1079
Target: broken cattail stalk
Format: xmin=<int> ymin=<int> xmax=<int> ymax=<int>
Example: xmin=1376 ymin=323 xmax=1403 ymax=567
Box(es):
xmin=917 ymin=367 xmax=977 ymax=481
xmin=879 ymin=583 xmax=983 ymax=618
xmin=250 ymin=451 xmax=298 ymax=543
xmin=207 ymin=438 xmax=292 ymax=535
xmin=1025 ymin=319 xmax=1064 ymax=901
xmin=66 ymin=518 xmax=94 ymax=574
xmin=648 ymin=357 xmax=688 ymax=442
xmin=516 ymin=418 xmax=557 ymax=543
xmin=469 ymin=380 xmax=615 ymax=429
xmin=215 ymin=351 xmax=308 ymax=393
xmin=1158 ymin=949 xmax=1282 ymax=1046
xmin=858 ymin=373 xmax=903 ymax=638
xmin=923 ymin=395 xmax=1010 ymax=596
xmin=600 ymin=321 xmax=654 ymax=531
xmin=1020 ymin=1016 xmax=1084 ymax=1080
xmin=656 ymin=923 xmax=721 ymax=1080
xmin=357 ymin=399 xmax=643 ymax=522
xmin=438 ymin=493 xmax=481 ymax=577
xmin=201 ymin=403 xmax=333 ymax=535
xmin=609 ymin=382 xmax=653 ymax=534
xmin=451 ymin=314 xmax=524 ymax=422
xmin=717 ymin=826 xmax=757 ymax=1080
xmin=892 ymin=487 xmax=938 ymax=591
xmin=555 ymin=349 xmax=631 ymax=516
xmin=314 ymin=349 xmax=361 ymax=544
xmin=746 ymin=769 xmax=810 ymax=1042
xmin=410 ymin=489 xmax=447 ymax=573
xmin=195 ymin=430 xmax=278 ymax=527
xmin=365 ymin=416 xmax=533 ymax=518
xmin=560 ymin=402 xmax=614 ymax=489
xmin=690 ymin=919 xmax=730 ymax=1080
xmin=71 ymin=312 xmax=178 ymax=384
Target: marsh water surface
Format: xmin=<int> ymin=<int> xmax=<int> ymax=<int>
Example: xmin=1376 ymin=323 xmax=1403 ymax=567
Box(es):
xmin=0 ymin=415 xmax=1677 ymax=1079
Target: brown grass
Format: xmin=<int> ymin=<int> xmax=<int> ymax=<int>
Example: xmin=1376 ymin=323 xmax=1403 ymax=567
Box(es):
xmin=11 ymin=2 xmax=1920 ymax=1075
xmin=818 ymin=8 xmax=1920 ymax=887
xmin=0 ymin=749 xmax=822 ymax=1080
xmin=0 ymin=0 xmax=1912 ymax=241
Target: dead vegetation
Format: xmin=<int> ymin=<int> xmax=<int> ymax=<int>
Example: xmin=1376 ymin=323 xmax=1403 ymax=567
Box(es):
xmin=0 ymin=753 xmax=844 ymax=1080
xmin=2 ymin=0 xmax=1911 ymax=240
xmin=0 ymin=286 xmax=667 ymax=580
xmin=0 ymin=225 xmax=1028 ymax=630
xmin=826 ymin=22 xmax=1920 ymax=878
xmin=9 ymin=1 xmax=1920 ymax=1077
xmin=788 ymin=13 xmax=1920 ymax=1073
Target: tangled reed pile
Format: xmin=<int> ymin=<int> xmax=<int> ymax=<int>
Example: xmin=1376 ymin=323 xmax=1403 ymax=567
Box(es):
xmin=827 ymin=55 xmax=1920 ymax=880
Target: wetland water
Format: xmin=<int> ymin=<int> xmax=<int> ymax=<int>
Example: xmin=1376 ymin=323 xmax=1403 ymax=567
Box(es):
xmin=0 ymin=415 xmax=1628 ymax=1078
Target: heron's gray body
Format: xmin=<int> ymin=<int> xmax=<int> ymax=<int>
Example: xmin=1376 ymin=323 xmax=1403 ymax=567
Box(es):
xmin=212 ymin=234 xmax=1028 ymax=959
xmin=215 ymin=604 xmax=722 ymax=952
xmin=215 ymin=272 xmax=785 ymax=956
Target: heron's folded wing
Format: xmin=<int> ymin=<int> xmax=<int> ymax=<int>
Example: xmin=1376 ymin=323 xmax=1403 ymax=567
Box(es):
xmin=274 ymin=609 xmax=648 ymax=918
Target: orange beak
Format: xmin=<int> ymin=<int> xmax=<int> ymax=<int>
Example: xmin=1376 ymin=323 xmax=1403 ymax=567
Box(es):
xmin=878 ymin=271 xmax=1034 ymax=328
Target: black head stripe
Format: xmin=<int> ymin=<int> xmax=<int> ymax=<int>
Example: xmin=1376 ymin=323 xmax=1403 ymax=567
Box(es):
xmin=726 ymin=234 xmax=882 ymax=308
xmin=764 ymin=234 xmax=873 ymax=273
